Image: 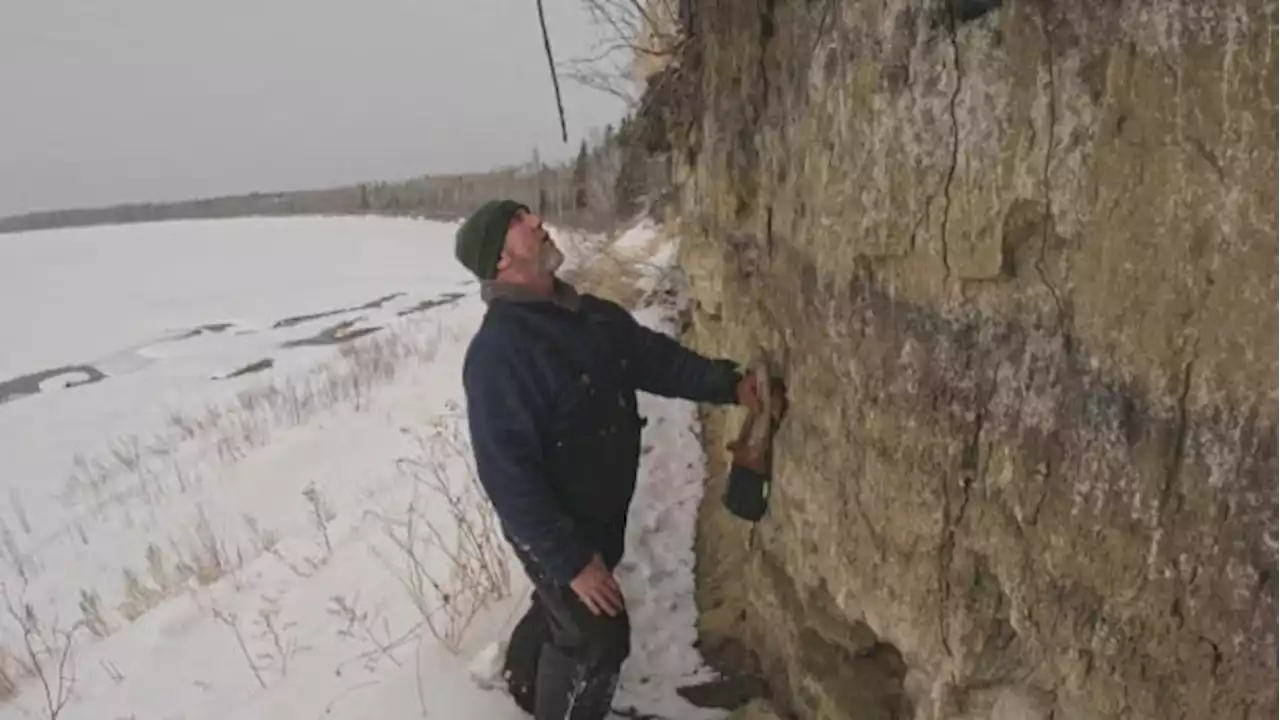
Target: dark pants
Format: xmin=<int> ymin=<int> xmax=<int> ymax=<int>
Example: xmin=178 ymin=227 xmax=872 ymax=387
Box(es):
xmin=504 ymin=570 xmax=631 ymax=719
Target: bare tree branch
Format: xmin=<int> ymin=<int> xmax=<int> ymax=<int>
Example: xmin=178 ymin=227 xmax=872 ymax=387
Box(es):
xmin=535 ymin=0 xmax=569 ymax=143
xmin=564 ymin=0 xmax=686 ymax=106
xmin=562 ymin=67 xmax=640 ymax=104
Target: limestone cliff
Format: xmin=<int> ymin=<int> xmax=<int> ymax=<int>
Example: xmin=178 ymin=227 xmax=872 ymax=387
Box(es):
xmin=660 ymin=1 xmax=1277 ymax=718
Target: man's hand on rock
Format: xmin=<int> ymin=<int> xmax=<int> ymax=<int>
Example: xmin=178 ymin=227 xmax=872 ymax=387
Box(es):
xmin=735 ymin=370 xmax=788 ymax=421
xmin=570 ymin=553 xmax=625 ymax=617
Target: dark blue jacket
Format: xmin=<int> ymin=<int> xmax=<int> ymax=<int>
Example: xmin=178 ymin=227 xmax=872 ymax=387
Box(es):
xmin=462 ymin=282 xmax=740 ymax=584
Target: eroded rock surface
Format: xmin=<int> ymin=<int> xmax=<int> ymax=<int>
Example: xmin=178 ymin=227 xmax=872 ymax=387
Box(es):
xmin=668 ymin=2 xmax=1277 ymax=718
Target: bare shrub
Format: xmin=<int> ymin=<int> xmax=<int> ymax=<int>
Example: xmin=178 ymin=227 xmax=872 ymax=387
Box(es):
xmin=66 ymin=454 xmax=106 ymax=501
xmin=327 ymin=593 xmax=404 ymax=672
xmin=242 ymin=515 xmax=279 ymax=555
xmin=267 ymin=547 xmax=319 ymax=580
xmin=0 ymin=646 xmax=25 ymax=703
xmin=190 ymin=507 xmax=229 ymax=587
xmin=252 ymin=597 xmax=307 ymax=680
xmin=211 ymin=607 xmax=266 ymax=690
xmin=23 ymin=322 xmax=445 ymax=642
xmin=99 ymin=659 xmax=124 ymax=685
xmin=77 ymin=590 xmax=110 ymax=639
xmin=117 ymin=569 xmax=162 ymax=623
xmin=564 ymin=0 xmax=686 ymax=104
xmin=167 ymin=411 xmax=197 ymax=441
xmin=62 ymin=322 xmax=442 ymax=534
xmin=170 ymin=458 xmax=198 ymax=494
xmin=9 ymin=492 xmax=30 ymax=536
xmin=145 ymin=543 xmax=174 ymax=595
xmin=371 ymin=409 xmax=510 ymax=654
xmin=2 ymin=587 xmax=84 ymax=719
xmin=1 ymin=520 xmax=29 ymax=585
xmin=302 ymin=484 xmax=336 ymax=559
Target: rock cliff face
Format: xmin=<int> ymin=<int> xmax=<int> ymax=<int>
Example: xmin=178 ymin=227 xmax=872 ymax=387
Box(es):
xmin=666 ymin=1 xmax=1277 ymax=718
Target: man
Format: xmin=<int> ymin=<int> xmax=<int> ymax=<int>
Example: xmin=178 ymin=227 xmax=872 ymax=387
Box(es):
xmin=456 ymin=199 xmax=765 ymax=719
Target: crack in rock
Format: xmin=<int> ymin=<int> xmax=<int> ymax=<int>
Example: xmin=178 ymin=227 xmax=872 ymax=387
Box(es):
xmin=939 ymin=2 xmax=964 ymax=280
xmin=1160 ymin=349 xmax=1198 ymax=514
xmin=1035 ymin=3 xmax=1068 ymax=327
xmin=939 ymin=398 xmax=988 ymax=661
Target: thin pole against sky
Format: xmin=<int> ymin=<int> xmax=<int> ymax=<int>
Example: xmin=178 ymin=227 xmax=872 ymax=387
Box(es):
xmin=536 ymin=0 xmax=570 ymax=143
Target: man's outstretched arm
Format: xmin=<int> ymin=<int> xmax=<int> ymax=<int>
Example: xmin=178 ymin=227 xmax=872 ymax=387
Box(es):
xmin=463 ymin=333 xmax=593 ymax=585
xmin=612 ymin=304 xmax=742 ymax=404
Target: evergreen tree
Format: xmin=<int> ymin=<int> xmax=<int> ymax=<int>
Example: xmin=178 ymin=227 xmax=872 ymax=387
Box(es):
xmin=572 ymin=140 xmax=589 ymax=211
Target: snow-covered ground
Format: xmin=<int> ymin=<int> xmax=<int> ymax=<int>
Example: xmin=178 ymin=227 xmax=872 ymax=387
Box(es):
xmin=0 ymin=216 xmax=726 ymax=719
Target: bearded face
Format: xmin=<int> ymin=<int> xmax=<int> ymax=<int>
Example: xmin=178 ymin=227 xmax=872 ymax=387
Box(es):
xmin=501 ymin=209 xmax=563 ymax=279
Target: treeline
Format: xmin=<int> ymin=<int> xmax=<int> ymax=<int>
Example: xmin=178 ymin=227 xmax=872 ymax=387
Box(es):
xmin=0 ymin=119 xmax=664 ymax=235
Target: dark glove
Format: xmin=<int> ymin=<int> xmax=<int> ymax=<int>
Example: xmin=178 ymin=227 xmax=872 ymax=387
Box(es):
xmin=723 ymin=385 xmax=781 ymax=522
xmin=723 ymin=464 xmax=770 ymax=522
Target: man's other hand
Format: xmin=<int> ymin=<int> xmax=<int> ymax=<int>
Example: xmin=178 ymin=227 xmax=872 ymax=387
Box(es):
xmin=570 ymin=553 xmax=625 ymax=617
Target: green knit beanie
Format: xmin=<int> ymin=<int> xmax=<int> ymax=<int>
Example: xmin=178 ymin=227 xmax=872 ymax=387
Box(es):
xmin=455 ymin=199 xmax=527 ymax=280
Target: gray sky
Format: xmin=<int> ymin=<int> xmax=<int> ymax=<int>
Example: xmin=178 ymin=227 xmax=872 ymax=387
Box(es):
xmin=0 ymin=0 xmax=628 ymax=217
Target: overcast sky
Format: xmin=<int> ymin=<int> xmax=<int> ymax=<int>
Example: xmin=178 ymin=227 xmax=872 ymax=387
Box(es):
xmin=0 ymin=0 xmax=628 ymax=217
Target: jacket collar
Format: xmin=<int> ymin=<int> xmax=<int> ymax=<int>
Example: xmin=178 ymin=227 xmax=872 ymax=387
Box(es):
xmin=480 ymin=277 xmax=581 ymax=312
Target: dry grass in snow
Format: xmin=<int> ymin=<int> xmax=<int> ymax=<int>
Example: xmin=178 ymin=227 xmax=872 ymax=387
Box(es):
xmin=0 ymin=216 xmax=728 ymax=720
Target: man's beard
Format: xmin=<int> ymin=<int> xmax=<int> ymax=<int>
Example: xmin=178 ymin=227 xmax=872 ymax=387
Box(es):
xmin=537 ymin=241 xmax=565 ymax=274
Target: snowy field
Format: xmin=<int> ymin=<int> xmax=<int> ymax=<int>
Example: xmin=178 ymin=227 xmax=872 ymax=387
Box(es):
xmin=0 ymin=216 xmax=726 ymax=719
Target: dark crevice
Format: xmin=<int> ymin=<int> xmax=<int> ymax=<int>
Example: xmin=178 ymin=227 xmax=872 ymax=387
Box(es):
xmin=937 ymin=324 xmax=994 ymax=661
xmin=943 ymin=405 xmax=988 ymax=650
xmin=1160 ymin=350 xmax=1198 ymax=514
xmin=675 ymin=671 xmax=768 ymax=710
xmin=1200 ymin=635 xmax=1224 ymax=677
xmin=908 ymin=199 xmax=931 ymax=254
xmin=939 ymin=0 xmax=964 ymax=279
xmin=796 ymin=622 xmax=911 ymax=719
xmin=1028 ymin=455 xmax=1051 ymax=526
xmin=731 ymin=0 xmax=776 ymax=221
xmin=1035 ymin=3 xmax=1067 ymax=327
xmin=938 ymin=471 xmax=955 ymax=659
xmin=852 ymin=470 xmax=888 ymax=562
xmin=929 ymin=0 xmax=1002 ymax=31
xmin=764 ymin=204 xmax=775 ymax=264
xmin=959 ymin=413 xmax=986 ymax=525
xmin=1188 ymin=136 xmax=1227 ymax=184
xmin=809 ymin=0 xmax=839 ymax=64
xmin=609 ymin=707 xmax=672 ymax=720
xmin=951 ymin=0 xmax=1003 ymax=24
xmin=759 ymin=1 xmax=776 ymax=117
